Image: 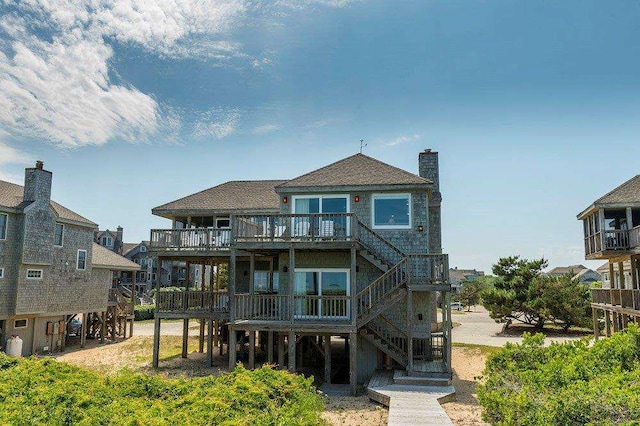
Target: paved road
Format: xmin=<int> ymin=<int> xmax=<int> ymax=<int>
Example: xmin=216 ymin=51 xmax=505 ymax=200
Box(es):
xmin=451 ymin=306 xmax=587 ymax=347
xmin=134 ymin=320 xmax=203 ymax=336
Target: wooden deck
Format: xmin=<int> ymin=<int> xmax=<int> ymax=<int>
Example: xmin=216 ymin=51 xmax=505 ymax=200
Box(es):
xmin=366 ymin=370 xmax=455 ymax=425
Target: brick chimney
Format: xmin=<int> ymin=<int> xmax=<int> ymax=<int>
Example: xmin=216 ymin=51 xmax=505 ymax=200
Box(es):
xmin=23 ymin=160 xmax=52 ymax=205
xmin=116 ymin=226 xmax=124 ymax=254
xmin=418 ymin=149 xmax=442 ymax=254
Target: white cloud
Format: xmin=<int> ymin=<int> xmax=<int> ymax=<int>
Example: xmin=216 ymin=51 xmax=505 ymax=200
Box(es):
xmin=193 ymin=108 xmax=241 ymax=139
xmin=385 ymin=133 xmax=423 ymax=147
xmin=0 ymin=0 xmax=357 ymax=149
xmin=251 ymin=124 xmax=281 ymax=135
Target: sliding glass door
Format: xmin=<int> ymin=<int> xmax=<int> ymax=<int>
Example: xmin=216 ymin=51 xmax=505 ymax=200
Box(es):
xmin=294 ymin=269 xmax=349 ymax=319
xmin=292 ymin=195 xmax=349 ymax=238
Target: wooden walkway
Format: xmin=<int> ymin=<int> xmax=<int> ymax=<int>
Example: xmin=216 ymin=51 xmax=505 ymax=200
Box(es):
xmin=367 ymin=370 xmax=455 ymax=426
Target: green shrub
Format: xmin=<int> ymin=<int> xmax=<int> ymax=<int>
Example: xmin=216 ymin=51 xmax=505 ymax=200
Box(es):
xmin=477 ymin=325 xmax=640 ymax=425
xmin=134 ymin=304 xmax=155 ymax=321
xmin=0 ymin=356 xmax=325 ymax=425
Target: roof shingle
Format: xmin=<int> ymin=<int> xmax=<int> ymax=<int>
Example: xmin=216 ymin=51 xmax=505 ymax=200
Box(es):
xmin=152 ymin=180 xmax=287 ymax=216
xmin=0 ymin=180 xmax=97 ymax=227
xmin=92 ymin=243 xmax=140 ymax=271
xmin=593 ymin=175 xmax=640 ymax=205
xmin=277 ymin=153 xmax=431 ymax=189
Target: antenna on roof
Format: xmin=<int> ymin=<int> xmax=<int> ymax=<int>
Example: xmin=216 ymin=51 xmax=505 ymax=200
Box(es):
xmin=359 ymin=139 xmax=367 ymax=153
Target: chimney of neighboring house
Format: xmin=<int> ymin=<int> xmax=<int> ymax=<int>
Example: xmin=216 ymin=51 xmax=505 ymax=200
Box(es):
xmin=23 ymin=160 xmax=52 ymax=204
xmin=116 ymin=226 xmax=124 ymax=254
xmin=419 ymin=149 xmax=442 ymax=254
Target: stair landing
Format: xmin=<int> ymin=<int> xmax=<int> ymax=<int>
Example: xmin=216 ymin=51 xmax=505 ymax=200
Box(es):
xmin=367 ymin=370 xmax=455 ymax=426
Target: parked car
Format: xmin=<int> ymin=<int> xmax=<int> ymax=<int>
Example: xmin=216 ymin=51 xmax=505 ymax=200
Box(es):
xmin=68 ymin=318 xmax=82 ymax=336
xmin=450 ymin=302 xmax=464 ymax=311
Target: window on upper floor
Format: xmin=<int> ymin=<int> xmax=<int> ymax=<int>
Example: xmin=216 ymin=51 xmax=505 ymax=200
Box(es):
xmin=0 ymin=268 xmax=4 ymax=279
xmin=54 ymin=223 xmax=64 ymax=246
xmin=26 ymin=269 xmax=43 ymax=279
xmin=140 ymin=245 xmax=147 ymax=252
xmin=14 ymin=319 xmax=27 ymax=328
xmin=216 ymin=217 xmax=231 ymax=229
xmin=0 ymin=213 xmax=7 ymax=240
xmin=372 ymin=193 xmax=412 ymax=229
xmin=101 ymin=236 xmax=113 ymax=247
xmin=77 ymin=250 xmax=87 ymax=270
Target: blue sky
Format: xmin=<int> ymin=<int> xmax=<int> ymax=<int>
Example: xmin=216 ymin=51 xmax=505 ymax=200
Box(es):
xmin=2 ymin=0 xmax=640 ymax=273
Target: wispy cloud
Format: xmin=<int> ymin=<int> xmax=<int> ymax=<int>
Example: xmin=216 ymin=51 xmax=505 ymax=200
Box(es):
xmin=193 ymin=108 xmax=241 ymax=139
xmin=0 ymin=1 xmax=357 ymax=149
xmin=251 ymin=124 xmax=281 ymax=135
xmin=385 ymin=133 xmax=423 ymax=147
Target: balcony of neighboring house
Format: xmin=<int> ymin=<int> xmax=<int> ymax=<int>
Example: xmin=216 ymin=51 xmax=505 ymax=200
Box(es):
xmin=581 ymin=207 xmax=640 ymax=259
xmin=150 ymin=213 xmax=357 ymax=254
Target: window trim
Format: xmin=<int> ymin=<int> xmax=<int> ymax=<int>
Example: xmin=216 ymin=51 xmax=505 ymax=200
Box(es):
xmin=101 ymin=236 xmax=113 ymax=247
xmin=371 ymin=193 xmax=412 ymax=230
xmin=215 ymin=217 xmax=231 ymax=229
xmin=14 ymin=319 xmax=28 ymax=329
xmin=0 ymin=213 xmax=7 ymax=240
xmin=77 ymin=249 xmax=87 ymax=270
xmin=54 ymin=223 xmax=65 ymax=247
xmin=26 ymin=269 xmax=43 ymax=280
xmin=293 ymin=268 xmax=350 ymax=320
xmin=291 ymin=194 xmax=351 ymax=214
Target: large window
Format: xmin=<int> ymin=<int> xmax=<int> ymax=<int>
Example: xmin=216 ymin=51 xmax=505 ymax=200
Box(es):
xmin=372 ymin=193 xmax=412 ymax=229
xmin=292 ymin=195 xmax=349 ymax=237
xmin=294 ymin=269 xmax=349 ymax=319
xmin=77 ymin=250 xmax=87 ymax=270
xmin=54 ymin=223 xmax=64 ymax=246
xmin=0 ymin=213 xmax=7 ymax=239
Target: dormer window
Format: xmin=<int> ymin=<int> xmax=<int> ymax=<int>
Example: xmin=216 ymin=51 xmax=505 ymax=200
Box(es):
xmin=0 ymin=213 xmax=7 ymax=240
xmin=372 ymin=194 xmax=412 ymax=229
xmin=101 ymin=236 xmax=113 ymax=247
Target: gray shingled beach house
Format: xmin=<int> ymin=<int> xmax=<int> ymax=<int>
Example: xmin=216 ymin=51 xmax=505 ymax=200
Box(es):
xmin=0 ymin=162 xmax=140 ymax=355
xmin=149 ymin=150 xmax=452 ymax=394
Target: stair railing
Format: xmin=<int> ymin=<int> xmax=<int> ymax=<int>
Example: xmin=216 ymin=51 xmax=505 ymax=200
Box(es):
xmin=356 ymin=220 xmax=405 ymax=267
xmin=356 ymin=258 xmax=408 ymax=319
xmin=366 ymin=317 xmax=408 ymax=362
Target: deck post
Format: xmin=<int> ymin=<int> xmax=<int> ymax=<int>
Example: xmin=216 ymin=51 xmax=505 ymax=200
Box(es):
xmin=80 ymin=312 xmax=87 ymax=348
xmin=592 ymin=308 xmax=600 ymax=341
xmin=267 ymin=331 xmax=274 ymax=363
xmin=289 ymin=248 xmax=295 ymax=324
xmin=249 ymin=331 xmax=256 ymax=369
xmin=249 ymin=253 xmax=255 ymax=295
xmin=619 ymin=262 xmax=625 ymax=289
xmin=605 ymin=310 xmax=612 ymax=336
xmin=407 ymin=290 xmax=414 ymax=373
xmin=288 ymin=331 xmax=296 ymax=373
xmin=229 ymin=250 xmax=236 ymax=323
xmin=182 ymin=318 xmax=189 ymax=358
xmin=612 ymin=312 xmax=620 ymax=332
xmin=207 ymin=319 xmax=214 ymax=367
xmin=324 ymin=335 xmax=332 ymax=383
xmin=199 ymin=319 xmax=205 ymax=353
xmin=229 ymin=326 xmax=237 ymax=369
xmin=350 ymin=246 xmax=357 ymax=325
xmin=622 ymin=313 xmax=629 ymax=328
xmin=349 ymin=331 xmax=358 ymax=396
xmin=100 ymin=311 xmax=106 ymax=344
xmin=278 ymin=333 xmax=285 ymax=368
xmin=609 ymin=262 xmax=615 ymax=289
xmin=153 ymin=317 xmax=161 ymax=367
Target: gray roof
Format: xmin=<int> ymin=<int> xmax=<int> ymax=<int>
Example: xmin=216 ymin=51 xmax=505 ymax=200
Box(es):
xmin=277 ymin=153 xmax=431 ymax=190
xmin=0 ymin=180 xmax=97 ymax=227
xmin=547 ymin=265 xmax=588 ymax=276
xmin=92 ymin=243 xmax=140 ymax=271
xmin=597 ymin=261 xmax=631 ymax=273
xmin=578 ymin=175 xmax=640 ymax=219
xmin=122 ymin=242 xmax=139 ymax=255
xmin=594 ymin=175 xmax=640 ymax=205
xmin=153 ymin=180 xmax=287 ymax=217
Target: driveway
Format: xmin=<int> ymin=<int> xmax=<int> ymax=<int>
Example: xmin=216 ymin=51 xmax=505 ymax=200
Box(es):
xmin=451 ymin=306 xmax=587 ymax=347
xmin=134 ymin=320 xmax=203 ymax=337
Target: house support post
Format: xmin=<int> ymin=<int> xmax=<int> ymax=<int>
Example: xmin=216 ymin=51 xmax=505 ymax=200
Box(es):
xmin=267 ymin=331 xmax=274 ymax=363
xmin=605 ymin=310 xmax=612 ymax=337
xmin=249 ymin=330 xmax=256 ymax=369
xmin=80 ymin=312 xmax=87 ymax=348
xmin=349 ymin=331 xmax=358 ymax=396
xmin=153 ymin=318 xmax=161 ymax=367
xmin=613 ymin=312 xmax=620 ymax=333
xmin=592 ymin=308 xmax=600 ymax=341
xmin=278 ymin=333 xmax=285 ymax=368
xmin=288 ymin=331 xmax=296 ymax=373
xmin=182 ymin=318 xmax=189 ymax=358
xmin=407 ymin=290 xmax=414 ymax=373
xmin=228 ymin=326 xmax=237 ymax=369
xmin=207 ymin=319 xmax=214 ymax=367
xmin=324 ymin=335 xmax=332 ymax=383
xmin=100 ymin=311 xmax=106 ymax=344
xmin=199 ymin=319 xmax=205 ymax=353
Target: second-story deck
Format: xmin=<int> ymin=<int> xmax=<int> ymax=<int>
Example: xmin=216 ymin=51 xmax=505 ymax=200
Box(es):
xmin=584 ymin=226 xmax=640 ymax=258
xmin=591 ymin=288 xmax=640 ymax=312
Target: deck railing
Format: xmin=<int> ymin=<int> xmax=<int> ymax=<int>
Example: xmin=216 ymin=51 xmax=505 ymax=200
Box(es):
xmin=234 ymin=294 xmax=351 ymax=321
xmin=407 ymin=254 xmax=449 ymax=285
xmin=585 ymin=228 xmax=640 ymax=256
xmin=156 ymin=291 xmax=229 ymax=313
xmin=234 ymin=213 xmax=354 ymax=243
xmin=150 ymin=228 xmax=231 ymax=251
xmin=591 ymin=288 xmax=640 ymax=311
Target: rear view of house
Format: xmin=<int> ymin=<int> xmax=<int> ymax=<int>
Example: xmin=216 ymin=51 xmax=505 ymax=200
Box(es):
xmin=149 ymin=149 xmax=452 ymax=394
xmin=0 ymin=162 xmax=139 ymax=355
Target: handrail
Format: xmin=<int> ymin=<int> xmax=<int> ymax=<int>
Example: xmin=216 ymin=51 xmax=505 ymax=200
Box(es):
xmin=156 ymin=290 xmax=229 ymax=313
xmin=356 ymin=258 xmax=408 ymax=318
xmin=407 ymin=254 xmax=449 ymax=284
xmin=234 ymin=213 xmax=354 ymax=242
xmin=356 ymin=220 xmax=405 ymax=266
xmin=150 ymin=228 xmax=231 ymax=251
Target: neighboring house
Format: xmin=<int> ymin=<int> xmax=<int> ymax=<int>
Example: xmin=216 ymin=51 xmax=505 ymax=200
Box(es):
xmin=577 ymin=175 xmax=640 ymax=338
xmin=0 ymin=162 xmax=140 ymax=356
xmin=545 ymin=264 xmax=601 ymax=285
xmin=94 ymin=226 xmax=124 ymax=254
xmin=122 ymin=241 xmax=153 ymax=293
xmin=597 ymin=261 xmax=631 ymax=289
xmin=149 ymin=150 xmax=452 ymax=395
xmin=449 ymin=267 xmax=485 ymax=293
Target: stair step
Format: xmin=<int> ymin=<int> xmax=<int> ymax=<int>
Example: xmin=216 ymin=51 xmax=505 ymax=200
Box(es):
xmin=393 ymin=370 xmax=451 ymax=386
